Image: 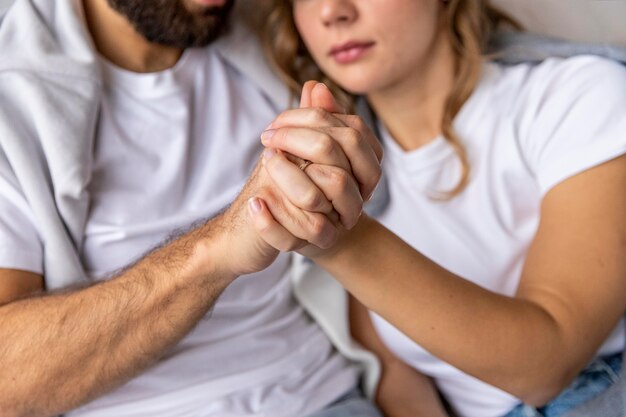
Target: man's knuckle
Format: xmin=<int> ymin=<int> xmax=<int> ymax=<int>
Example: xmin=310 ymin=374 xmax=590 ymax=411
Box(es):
xmin=345 ymin=127 xmax=362 ymax=148
xmin=311 ymin=107 xmax=328 ymax=123
xmin=313 ymin=134 xmax=335 ymax=157
xmin=329 ymin=169 xmax=350 ymax=190
xmin=300 ymin=189 xmax=322 ymax=210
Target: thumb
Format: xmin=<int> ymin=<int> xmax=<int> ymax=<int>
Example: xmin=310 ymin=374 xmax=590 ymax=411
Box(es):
xmin=311 ymin=82 xmax=344 ymax=114
xmin=299 ymin=80 xmax=317 ymax=108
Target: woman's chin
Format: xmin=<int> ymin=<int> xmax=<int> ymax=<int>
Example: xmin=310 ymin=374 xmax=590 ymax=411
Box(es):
xmin=331 ymin=79 xmax=375 ymax=96
xmin=327 ymin=70 xmax=387 ymax=96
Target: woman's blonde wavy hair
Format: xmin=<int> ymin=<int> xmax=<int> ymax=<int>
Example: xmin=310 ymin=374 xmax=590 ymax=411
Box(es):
xmin=263 ymin=0 xmax=520 ymax=197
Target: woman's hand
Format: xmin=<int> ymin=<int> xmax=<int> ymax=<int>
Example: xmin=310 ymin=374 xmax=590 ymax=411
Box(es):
xmin=262 ymin=82 xmax=382 ymax=225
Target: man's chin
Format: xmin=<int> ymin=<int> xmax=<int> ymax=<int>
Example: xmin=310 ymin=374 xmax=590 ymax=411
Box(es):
xmin=107 ymin=0 xmax=236 ymax=48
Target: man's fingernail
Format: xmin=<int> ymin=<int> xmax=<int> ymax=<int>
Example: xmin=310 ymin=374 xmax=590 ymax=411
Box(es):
xmin=261 ymin=129 xmax=276 ymax=143
xmin=263 ymin=148 xmax=277 ymax=161
xmin=248 ymin=197 xmax=262 ymax=214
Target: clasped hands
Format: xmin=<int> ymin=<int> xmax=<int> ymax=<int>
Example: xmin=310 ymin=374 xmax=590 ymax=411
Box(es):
xmin=254 ymin=80 xmax=382 ymax=252
xmin=221 ymin=81 xmax=382 ymax=277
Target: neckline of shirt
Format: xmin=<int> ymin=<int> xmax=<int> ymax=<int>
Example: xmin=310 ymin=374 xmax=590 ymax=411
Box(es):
xmin=99 ymin=46 xmax=207 ymax=98
xmin=378 ymin=61 xmax=499 ymax=174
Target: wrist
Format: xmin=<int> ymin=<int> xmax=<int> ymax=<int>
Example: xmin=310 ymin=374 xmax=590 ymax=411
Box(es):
xmin=309 ymin=213 xmax=376 ymax=265
xmin=187 ymin=217 xmax=239 ymax=286
xmin=194 ymin=208 xmax=282 ymax=279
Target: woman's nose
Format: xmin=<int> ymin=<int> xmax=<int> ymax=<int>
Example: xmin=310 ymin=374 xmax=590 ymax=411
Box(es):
xmin=320 ymin=0 xmax=357 ymax=27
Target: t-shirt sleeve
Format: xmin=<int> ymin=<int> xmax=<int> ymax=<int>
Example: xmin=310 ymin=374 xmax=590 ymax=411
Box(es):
xmin=0 ymin=164 xmax=43 ymax=274
xmin=521 ymin=56 xmax=626 ymax=195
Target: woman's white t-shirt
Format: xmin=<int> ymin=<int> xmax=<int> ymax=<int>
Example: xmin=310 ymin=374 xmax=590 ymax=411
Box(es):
xmin=372 ymin=56 xmax=626 ymax=417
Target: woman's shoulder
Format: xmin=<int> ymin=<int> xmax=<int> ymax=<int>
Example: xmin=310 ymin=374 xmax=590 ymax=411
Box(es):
xmin=484 ymin=55 xmax=626 ymax=112
xmin=479 ymin=56 xmax=626 ymax=195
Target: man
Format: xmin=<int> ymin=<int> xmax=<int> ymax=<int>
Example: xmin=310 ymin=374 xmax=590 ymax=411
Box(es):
xmin=0 ymin=0 xmax=381 ymax=416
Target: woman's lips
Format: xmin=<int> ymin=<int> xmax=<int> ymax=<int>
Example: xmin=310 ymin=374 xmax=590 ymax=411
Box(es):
xmin=329 ymin=41 xmax=375 ymax=64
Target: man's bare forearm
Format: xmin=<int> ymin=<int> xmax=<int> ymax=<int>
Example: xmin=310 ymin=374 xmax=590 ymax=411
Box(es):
xmin=0 ymin=220 xmax=235 ymax=417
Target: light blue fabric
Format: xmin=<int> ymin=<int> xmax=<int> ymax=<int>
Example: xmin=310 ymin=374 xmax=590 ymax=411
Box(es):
xmin=502 ymin=352 xmax=622 ymax=417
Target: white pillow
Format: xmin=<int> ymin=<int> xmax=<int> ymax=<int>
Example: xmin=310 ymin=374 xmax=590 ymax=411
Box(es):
xmin=492 ymin=0 xmax=626 ymax=44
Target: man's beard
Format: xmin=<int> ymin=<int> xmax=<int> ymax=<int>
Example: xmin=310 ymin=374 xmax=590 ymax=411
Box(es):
xmin=107 ymin=0 xmax=236 ymax=48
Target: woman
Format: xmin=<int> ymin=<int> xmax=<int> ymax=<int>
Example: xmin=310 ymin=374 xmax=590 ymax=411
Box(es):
xmin=253 ymin=1 xmax=626 ymax=416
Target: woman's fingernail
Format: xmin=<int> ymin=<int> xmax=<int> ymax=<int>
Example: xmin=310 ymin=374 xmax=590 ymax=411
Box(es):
xmin=263 ymin=148 xmax=277 ymax=161
xmin=248 ymin=197 xmax=262 ymax=214
xmin=261 ymin=129 xmax=276 ymax=143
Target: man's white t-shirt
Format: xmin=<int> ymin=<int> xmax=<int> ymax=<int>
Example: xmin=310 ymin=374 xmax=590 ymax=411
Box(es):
xmin=0 ymin=46 xmax=356 ymax=416
xmin=371 ymin=56 xmax=626 ymax=417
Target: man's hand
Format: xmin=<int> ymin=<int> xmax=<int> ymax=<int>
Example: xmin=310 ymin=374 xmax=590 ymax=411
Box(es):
xmin=216 ymin=156 xmax=341 ymax=276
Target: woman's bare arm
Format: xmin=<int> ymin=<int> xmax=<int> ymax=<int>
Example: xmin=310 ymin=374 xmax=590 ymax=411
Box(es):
xmin=312 ymin=154 xmax=626 ymax=406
